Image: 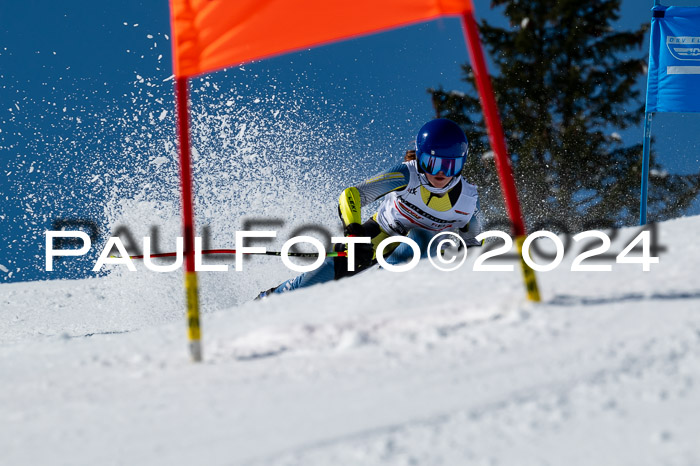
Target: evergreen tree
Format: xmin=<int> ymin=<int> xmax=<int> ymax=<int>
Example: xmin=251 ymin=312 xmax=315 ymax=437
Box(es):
xmin=431 ymin=0 xmax=700 ymax=232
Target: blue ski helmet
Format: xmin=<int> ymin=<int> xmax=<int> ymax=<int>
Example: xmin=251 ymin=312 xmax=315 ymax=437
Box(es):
xmin=415 ymin=118 xmax=468 ymax=177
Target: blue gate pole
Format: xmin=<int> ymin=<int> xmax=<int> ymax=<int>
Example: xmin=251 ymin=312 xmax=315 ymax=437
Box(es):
xmin=639 ymin=0 xmax=660 ymax=225
xmin=639 ymin=111 xmax=653 ymax=225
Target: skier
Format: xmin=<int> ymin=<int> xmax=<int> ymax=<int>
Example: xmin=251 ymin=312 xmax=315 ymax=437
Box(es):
xmin=257 ymin=118 xmax=483 ymax=299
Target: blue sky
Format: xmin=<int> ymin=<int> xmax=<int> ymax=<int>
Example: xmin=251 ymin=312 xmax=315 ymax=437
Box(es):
xmin=1 ymin=0 xmax=699 ymax=283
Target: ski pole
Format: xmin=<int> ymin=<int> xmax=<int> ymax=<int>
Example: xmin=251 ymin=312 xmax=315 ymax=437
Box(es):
xmin=116 ymin=249 xmax=347 ymax=260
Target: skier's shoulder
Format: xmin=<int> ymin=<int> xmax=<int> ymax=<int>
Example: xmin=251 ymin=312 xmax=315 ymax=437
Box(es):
xmin=362 ymin=160 xmax=411 ymax=185
xmin=455 ymin=175 xmax=479 ymax=199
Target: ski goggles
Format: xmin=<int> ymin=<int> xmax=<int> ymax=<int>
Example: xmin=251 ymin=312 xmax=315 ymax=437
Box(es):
xmin=417 ymin=152 xmax=465 ymax=177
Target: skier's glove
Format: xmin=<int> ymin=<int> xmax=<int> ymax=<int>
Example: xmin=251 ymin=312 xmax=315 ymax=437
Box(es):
xmin=344 ymin=223 xmax=374 ymax=270
xmin=344 ymin=222 xmax=366 ymax=237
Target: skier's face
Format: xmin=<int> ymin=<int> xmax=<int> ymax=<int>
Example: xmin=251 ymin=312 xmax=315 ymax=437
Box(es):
xmin=425 ymin=171 xmax=452 ymax=189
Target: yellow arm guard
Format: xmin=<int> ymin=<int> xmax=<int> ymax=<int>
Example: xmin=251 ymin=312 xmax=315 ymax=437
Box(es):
xmin=338 ymin=187 xmax=362 ymax=227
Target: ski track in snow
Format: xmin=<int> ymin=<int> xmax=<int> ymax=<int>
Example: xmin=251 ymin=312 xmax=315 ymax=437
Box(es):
xmin=1 ymin=216 xmax=700 ymax=465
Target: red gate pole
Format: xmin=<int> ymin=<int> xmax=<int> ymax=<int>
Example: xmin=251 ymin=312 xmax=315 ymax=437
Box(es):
xmin=460 ymin=4 xmax=541 ymax=302
xmin=175 ymin=76 xmax=203 ymax=361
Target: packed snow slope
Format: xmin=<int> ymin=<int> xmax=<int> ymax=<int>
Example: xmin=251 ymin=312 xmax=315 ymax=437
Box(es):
xmin=2 ymin=215 xmax=700 ymax=466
